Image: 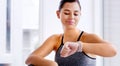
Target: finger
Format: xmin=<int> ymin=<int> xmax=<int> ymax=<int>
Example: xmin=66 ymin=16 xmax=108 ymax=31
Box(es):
xmin=60 ymin=43 xmax=70 ymax=57
xmin=62 ymin=42 xmax=79 ymax=57
xmin=60 ymin=48 xmax=70 ymax=57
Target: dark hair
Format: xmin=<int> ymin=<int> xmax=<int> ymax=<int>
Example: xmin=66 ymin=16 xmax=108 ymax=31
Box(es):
xmin=58 ymin=0 xmax=81 ymax=11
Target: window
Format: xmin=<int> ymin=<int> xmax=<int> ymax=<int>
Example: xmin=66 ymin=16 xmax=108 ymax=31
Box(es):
xmin=0 ymin=0 xmax=11 ymax=65
xmin=6 ymin=0 xmax=11 ymax=53
xmin=0 ymin=0 xmax=40 ymax=66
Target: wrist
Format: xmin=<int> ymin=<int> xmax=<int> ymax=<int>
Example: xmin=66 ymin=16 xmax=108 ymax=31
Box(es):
xmin=77 ymin=41 xmax=83 ymax=52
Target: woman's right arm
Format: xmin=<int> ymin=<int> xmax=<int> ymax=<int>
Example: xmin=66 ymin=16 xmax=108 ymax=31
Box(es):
xmin=25 ymin=35 xmax=60 ymax=66
xmin=26 ymin=55 xmax=58 ymax=66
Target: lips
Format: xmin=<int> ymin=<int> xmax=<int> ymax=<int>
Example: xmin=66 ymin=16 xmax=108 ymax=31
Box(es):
xmin=67 ymin=20 xmax=74 ymax=25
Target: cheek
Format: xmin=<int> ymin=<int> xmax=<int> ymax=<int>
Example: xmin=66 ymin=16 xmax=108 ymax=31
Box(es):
xmin=60 ymin=14 xmax=67 ymax=21
xmin=75 ymin=16 xmax=79 ymax=20
xmin=61 ymin=14 xmax=67 ymax=19
xmin=75 ymin=17 xmax=80 ymax=24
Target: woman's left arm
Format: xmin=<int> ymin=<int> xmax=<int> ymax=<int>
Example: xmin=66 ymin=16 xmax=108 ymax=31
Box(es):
xmin=81 ymin=33 xmax=117 ymax=57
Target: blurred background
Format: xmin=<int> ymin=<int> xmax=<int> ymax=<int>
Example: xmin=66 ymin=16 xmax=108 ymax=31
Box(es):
xmin=0 ymin=0 xmax=120 ymax=66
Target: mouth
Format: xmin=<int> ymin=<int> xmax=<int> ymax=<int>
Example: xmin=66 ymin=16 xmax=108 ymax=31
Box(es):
xmin=67 ymin=20 xmax=75 ymax=25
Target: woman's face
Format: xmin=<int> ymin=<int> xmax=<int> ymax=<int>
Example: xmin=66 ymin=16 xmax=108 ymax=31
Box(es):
xmin=57 ymin=2 xmax=81 ymax=30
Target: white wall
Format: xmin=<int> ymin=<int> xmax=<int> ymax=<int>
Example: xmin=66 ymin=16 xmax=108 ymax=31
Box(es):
xmin=103 ymin=0 xmax=120 ymax=66
xmin=0 ymin=0 xmax=6 ymax=55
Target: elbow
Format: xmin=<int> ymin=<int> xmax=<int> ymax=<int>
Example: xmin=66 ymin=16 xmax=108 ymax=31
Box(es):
xmin=109 ymin=44 xmax=117 ymax=57
xmin=25 ymin=56 xmax=32 ymax=65
xmin=101 ymin=49 xmax=117 ymax=57
xmin=25 ymin=55 xmax=36 ymax=65
xmin=105 ymin=46 xmax=117 ymax=57
xmin=109 ymin=48 xmax=117 ymax=57
xmin=101 ymin=44 xmax=117 ymax=57
xmin=25 ymin=60 xmax=28 ymax=65
xmin=25 ymin=54 xmax=44 ymax=65
xmin=107 ymin=44 xmax=117 ymax=57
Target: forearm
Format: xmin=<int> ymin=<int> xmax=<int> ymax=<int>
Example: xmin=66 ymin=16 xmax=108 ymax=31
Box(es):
xmin=82 ymin=42 xmax=117 ymax=57
xmin=25 ymin=55 xmax=58 ymax=66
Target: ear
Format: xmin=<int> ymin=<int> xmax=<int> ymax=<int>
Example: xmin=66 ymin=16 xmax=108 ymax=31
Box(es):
xmin=56 ymin=10 xmax=60 ymax=19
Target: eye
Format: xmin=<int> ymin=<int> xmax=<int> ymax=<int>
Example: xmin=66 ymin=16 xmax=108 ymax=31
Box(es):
xmin=64 ymin=12 xmax=70 ymax=15
xmin=74 ymin=13 xmax=79 ymax=16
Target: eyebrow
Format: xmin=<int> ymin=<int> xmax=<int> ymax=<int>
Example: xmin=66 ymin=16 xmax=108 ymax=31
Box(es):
xmin=63 ymin=9 xmax=79 ymax=12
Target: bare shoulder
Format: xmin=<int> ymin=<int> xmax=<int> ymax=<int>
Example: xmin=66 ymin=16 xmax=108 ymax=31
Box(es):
xmin=81 ymin=32 xmax=105 ymax=43
xmin=43 ymin=34 xmax=62 ymax=50
xmin=48 ymin=34 xmax=62 ymax=44
xmin=50 ymin=34 xmax=62 ymax=51
xmin=31 ymin=34 xmax=62 ymax=57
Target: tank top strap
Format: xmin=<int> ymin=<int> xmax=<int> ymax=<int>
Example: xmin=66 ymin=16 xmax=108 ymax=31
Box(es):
xmin=77 ymin=31 xmax=84 ymax=41
xmin=61 ymin=31 xmax=84 ymax=44
xmin=61 ymin=35 xmax=64 ymax=45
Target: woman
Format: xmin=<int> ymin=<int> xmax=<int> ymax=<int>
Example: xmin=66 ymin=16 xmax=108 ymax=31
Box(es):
xmin=25 ymin=0 xmax=117 ymax=66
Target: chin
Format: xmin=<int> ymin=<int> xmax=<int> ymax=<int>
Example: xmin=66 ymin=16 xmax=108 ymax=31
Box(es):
xmin=66 ymin=27 xmax=76 ymax=30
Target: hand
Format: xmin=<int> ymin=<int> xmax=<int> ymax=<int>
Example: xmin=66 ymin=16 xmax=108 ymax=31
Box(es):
xmin=60 ymin=41 xmax=82 ymax=57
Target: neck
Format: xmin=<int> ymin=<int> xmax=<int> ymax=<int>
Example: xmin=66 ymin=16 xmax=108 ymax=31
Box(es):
xmin=64 ymin=28 xmax=80 ymax=36
xmin=63 ymin=28 xmax=81 ymax=42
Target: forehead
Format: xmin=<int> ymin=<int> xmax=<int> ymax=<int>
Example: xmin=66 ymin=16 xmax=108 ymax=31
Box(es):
xmin=61 ymin=2 xmax=80 ymax=12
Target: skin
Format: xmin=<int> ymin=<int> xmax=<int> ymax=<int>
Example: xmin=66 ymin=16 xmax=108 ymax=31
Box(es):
xmin=25 ymin=2 xmax=117 ymax=66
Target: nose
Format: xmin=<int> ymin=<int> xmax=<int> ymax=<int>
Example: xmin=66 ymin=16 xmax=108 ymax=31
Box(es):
xmin=69 ymin=14 xmax=74 ymax=19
